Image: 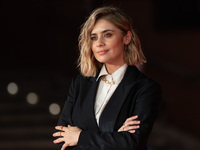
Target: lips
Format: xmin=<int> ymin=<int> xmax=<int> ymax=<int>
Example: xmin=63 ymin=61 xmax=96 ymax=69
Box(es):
xmin=97 ymin=50 xmax=108 ymax=55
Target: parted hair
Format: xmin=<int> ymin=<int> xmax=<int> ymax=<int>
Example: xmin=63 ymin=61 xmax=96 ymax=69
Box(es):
xmin=78 ymin=6 xmax=146 ymax=77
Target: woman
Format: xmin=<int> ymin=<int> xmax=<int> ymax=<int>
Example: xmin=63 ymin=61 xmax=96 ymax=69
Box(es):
xmin=53 ymin=6 xmax=161 ymax=150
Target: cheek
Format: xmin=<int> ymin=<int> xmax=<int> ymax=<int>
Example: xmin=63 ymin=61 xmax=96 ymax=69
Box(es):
xmin=91 ymin=46 xmax=97 ymax=58
xmin=109 ymin=39 xmax=124 ymax=50
xmin=91 ymin=43 xmax=95 ymax=51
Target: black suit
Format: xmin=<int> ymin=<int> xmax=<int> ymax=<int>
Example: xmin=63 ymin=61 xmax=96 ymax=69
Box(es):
xmin=57 ymin=65 xmax=162 ymax=150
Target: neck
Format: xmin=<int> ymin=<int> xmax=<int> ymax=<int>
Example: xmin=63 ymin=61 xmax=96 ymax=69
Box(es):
xmin=105 ymin=62 xmax=125 ymax=74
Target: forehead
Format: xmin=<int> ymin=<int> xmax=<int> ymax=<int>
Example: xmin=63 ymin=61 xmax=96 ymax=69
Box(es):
xmin=91 ymin=19 xmax=119 ymax=33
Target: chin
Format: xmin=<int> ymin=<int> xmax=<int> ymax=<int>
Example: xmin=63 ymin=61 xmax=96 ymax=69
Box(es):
xmin=96 ymin=58 xmax=107 ymax=63
xmin=96 ymin=58 xmax=108 ymax=64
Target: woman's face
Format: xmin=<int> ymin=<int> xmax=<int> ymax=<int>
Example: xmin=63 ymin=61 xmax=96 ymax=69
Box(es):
xmin=91 ymin=19 xmax=130 ymax=66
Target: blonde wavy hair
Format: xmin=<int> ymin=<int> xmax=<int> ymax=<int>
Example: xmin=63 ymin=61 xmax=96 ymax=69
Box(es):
xmin=78 ymin=6 xmax=146 ymax=77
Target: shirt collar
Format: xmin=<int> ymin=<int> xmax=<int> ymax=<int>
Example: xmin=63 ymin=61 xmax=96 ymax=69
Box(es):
xmin=112 ymin=63 xmax=128 ymax=84
xmin=96 ymin=64 xmax=109 ymax=81
xmin=96 ymin=63 xmax=128 ymax=84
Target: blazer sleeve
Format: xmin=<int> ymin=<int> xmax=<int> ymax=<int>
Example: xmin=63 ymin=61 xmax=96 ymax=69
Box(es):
xmin=56 ymin=77 xmax=78 ymax=150
xmin=76 ymin=79 xmax=162 ymax=150
xmin=57 ymin=77 xmax=77 ymax=126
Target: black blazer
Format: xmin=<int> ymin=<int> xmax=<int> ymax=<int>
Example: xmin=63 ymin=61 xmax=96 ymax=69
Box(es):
xmin=57 ymin=65 xmax=162 ymax=150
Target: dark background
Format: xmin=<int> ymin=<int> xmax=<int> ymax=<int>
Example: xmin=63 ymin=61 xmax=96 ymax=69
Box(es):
xmin=0 ymin=0 xmax=200 ymax=150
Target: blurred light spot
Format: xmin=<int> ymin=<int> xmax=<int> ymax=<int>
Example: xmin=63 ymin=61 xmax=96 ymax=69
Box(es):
xmin=7 ymin=82 xmax=18 ymax=95
xmin=49 ymin=103 xmax=60 ymax=115
xmin=26 ymin=92 xmax=39 ymax=105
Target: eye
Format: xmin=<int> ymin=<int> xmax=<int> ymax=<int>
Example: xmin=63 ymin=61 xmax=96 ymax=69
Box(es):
xmin=104 ymin=33 xmax=112 ymax=38
xmin=91 ymin=36 xmax=98 ymax=41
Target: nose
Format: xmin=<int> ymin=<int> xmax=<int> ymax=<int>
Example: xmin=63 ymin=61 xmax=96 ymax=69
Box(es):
xmin=96 ymin=37 xmax=105 ymax=47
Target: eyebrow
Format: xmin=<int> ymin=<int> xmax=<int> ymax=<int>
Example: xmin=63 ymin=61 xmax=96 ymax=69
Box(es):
xmin=91 ymin=29 xmax=115 ymax=36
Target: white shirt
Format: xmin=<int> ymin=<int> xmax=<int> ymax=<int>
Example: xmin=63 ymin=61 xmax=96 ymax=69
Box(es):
xmin=94 ymin=64 xmax=128 ymax=125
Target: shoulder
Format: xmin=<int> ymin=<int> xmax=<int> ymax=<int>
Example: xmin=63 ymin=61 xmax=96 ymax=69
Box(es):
xmin=71 ymin=74 xmax=96 ymax=85
xmin=126 ymin=65 xmax=161 ymax=92
xmin=125 ymin=66 xmax=162 ymax=105
xmin=68 ymin=74 xmax=96 ymax=95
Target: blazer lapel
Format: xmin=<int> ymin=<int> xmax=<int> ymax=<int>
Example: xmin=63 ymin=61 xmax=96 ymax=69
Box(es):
xmin=98 ymin=66 xmax=139 ymax=132
xmin=78 ymin=77 xmax=100 ymax=131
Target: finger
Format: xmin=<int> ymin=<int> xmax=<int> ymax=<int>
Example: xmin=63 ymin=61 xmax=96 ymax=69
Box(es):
xmin=52 ymin=131 xmax=63 ymax=137
xmin=128 ymin=130 xmax=136 ymax=133
xmin=118 ymin=123 xmax=128 ymax=132
xmin=124 ymin=120 xmax=140 ymax=126
xmin=61 ymin=143 xmax=68 ymax=150
xmin=55 ymin=126 xmax=67 ymax=131
xmin=125 ymin=125 xmax=140 ymax=131
xmin=53 ymin=137 xmax=65 ymax=144
xmin=126 ymin=115 xmax=138 ymax=122
xmin=55 ymin=126 xmax=63 ymax=130
xmin=122 ymin=124 xmax=127 ymax=131
xmin=127 ymin=115 xmax=138 ymax=121
xmin=118 ymin=126 xmax=124 ymax=132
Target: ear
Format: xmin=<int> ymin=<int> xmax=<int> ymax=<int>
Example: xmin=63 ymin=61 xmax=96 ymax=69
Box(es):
xmin=123 ymin=31 xmax=132 ymax=45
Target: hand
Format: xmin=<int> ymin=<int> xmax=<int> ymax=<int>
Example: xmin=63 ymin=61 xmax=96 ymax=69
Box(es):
xmin=118 ymin=115 xmax=140 ymax=133
xmin=53 ymin=125 xmax=82 ymax=150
